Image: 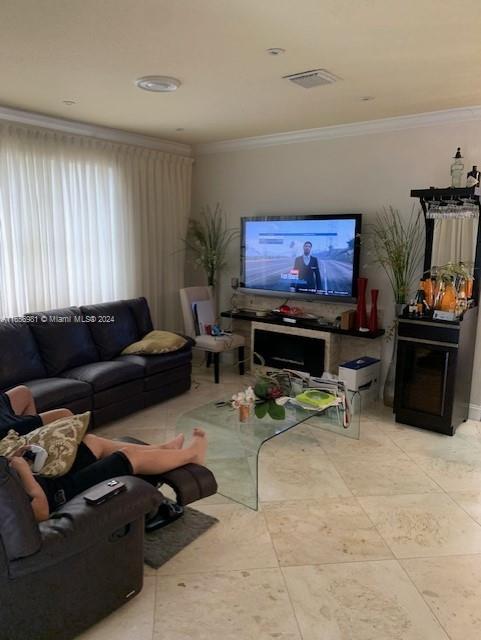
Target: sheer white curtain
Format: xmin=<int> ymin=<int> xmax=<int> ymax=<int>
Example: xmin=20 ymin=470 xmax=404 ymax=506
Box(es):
xmin=432 ymin=218 xmax=478 ymax=268
xmin=119 ymin=146 xmax=193 ymax=330
xmin=0 ymin=123 xmax=192 ymax=330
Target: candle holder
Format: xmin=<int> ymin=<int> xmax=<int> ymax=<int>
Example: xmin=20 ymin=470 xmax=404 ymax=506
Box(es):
xmin=368 ymin=289 xmax=379 ymax=332
xmin=356 ymin=277 xmax=369 ymax=331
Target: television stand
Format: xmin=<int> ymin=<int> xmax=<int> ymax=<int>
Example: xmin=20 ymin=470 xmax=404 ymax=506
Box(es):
xmin=221 ymin=310 xmax=384 ymax=375
xmin=220 ymin=310 xmax=384 ymax=339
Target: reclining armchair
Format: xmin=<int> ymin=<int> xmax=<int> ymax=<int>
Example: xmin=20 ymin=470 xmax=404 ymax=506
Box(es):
xmin=0 ymin=453 xmax=217 ymax=640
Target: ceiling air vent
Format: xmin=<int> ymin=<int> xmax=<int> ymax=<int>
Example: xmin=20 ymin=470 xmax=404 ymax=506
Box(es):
xmin=283 ymin=69 xmax=341 ymax=89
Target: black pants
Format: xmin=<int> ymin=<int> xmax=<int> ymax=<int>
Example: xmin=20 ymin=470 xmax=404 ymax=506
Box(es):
xmin=37 ymin=443 xmax=133 ymax=511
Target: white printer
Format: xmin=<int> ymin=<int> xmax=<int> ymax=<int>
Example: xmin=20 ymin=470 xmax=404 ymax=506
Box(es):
xmin=338 ymin=356 xmax=380 ymax=404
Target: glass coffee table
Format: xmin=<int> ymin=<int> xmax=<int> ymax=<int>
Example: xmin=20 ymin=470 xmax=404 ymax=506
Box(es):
xmin=177 ymin=392 xmax=360 ymax=510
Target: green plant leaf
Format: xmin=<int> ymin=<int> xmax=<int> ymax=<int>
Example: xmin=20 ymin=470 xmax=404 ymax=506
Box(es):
xmin=182 ymin=203 xmax=239 ymax=286
xmin=254 ymin=381 xmax=269 ymax=399
xmin=255 ymin=402 xmax=268 ymax=419
xmin=267 ymin=401 xmax=286 ymax=420
xmin=366 ymin=206 xmax=425 ymax=304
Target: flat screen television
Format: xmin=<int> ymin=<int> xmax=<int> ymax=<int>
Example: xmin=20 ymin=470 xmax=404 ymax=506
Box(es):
xmin=240 ymin=214 xmax=362 ymax=302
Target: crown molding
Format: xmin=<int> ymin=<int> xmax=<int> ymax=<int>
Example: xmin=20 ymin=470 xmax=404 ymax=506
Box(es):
xmin=0 ymin=105 xmax=193 ymax=157
xmin=195 ymin=105 xmax=481 ymax=155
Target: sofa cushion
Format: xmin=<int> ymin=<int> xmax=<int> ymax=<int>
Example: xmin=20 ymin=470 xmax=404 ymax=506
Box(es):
xmin=125 ymin=297 xmax=154 ymax=337
xmin=0 ymin=412 xmax=90 ymax=478
xmin=117 ymin=348 xmax=192 ymax=377
xmin=144 ymin=363 xmax=192 ymax=391
xmin=0 ymin=322 xmax=47 ymax=390
xmin=27 ymin=307 xmax=99 ymax=376
xmin=26 ymin=378 xmax=92 ymax=413
xmin=93 ymin=380 xmax=144 ymax=409
xmin=122 ymin=331 xmax=187 ymax=355
xmin=62 ymin=361 xmax=144 ymax=393
xmin=80 ymin=301 xmax=139 ymax=360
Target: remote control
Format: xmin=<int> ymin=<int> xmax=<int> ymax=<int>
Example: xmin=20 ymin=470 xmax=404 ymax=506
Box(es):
xmin=23 ymin=444 xmax=48 ymax=473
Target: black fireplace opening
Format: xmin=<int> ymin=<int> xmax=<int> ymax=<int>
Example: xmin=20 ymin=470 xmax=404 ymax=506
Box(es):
xmin=253 ymin=328 xmax=325 ymax=377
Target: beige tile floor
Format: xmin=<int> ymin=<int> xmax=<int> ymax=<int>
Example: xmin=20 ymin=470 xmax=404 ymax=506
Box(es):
xmin=77 ymin=366 xmax=481 ymax=640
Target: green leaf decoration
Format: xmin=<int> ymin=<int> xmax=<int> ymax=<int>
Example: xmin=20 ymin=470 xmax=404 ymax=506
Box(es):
xmin=267 ymin=401 xmax=286 ymax=420
xmin=182 ymin=203 xmax=239 ymax=286
xmin=254 ymin=381 xmax=269 ymax=399
xmin=255 ymin=402 xmax=268 ymax=419
xmin=368 ymin=206 xmax=425 ymax=304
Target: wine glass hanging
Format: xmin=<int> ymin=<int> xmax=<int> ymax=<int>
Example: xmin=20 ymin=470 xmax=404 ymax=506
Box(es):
xmin=426 ymin=200 xmax=479 ymax=219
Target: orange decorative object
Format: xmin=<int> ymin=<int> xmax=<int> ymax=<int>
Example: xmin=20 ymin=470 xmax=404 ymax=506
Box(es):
xmin=239 ymin=404 xmax=250 ymax=422
xmin=423 ymin=278 xmax=434 ymax=308
xmin=466 ymin=277 xmax=474 ymax=299
xmin=440 ymin=283 xmax=457 ymax=312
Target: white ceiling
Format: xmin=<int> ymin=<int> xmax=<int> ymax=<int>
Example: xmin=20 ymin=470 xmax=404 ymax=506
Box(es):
xmin=1 ymin=0 xmax=481 ymax=145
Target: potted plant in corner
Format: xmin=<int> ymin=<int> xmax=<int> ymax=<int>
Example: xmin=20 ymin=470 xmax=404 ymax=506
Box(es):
xmin=183 ymin=203 xmax=239 ymax=313
xmin=369 ymin=206 xmax=425 ymax=406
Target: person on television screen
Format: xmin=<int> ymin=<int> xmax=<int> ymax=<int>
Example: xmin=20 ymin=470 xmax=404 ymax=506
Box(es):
xmin=293 ymin=241 xmax=321 ymax=291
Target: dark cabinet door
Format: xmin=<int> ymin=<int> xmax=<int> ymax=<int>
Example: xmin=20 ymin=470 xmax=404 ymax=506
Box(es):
xmin=394 ymin=337 xmax=457 ymax=434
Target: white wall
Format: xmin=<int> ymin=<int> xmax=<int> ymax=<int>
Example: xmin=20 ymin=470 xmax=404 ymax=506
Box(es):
xmin=191 ymin=118 xmax=481 ymax=415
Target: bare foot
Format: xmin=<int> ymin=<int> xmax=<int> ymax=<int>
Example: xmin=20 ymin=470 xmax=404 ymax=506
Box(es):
xmin=159 ymin=434 xmax=184 ymax=450
xmin=190 ymin=428 xmax=207 ymax=465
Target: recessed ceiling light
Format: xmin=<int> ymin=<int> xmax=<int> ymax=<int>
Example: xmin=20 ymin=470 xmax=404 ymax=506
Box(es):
xmin=62 ymin=99 xmax=77 ymax=106
xmin=266 ymin=48 xmax=285 ymax=56
xmin=360 ymin=96 xmax=375 ymax=101
xmin=135 ymin=76 xmax=181 ymax=92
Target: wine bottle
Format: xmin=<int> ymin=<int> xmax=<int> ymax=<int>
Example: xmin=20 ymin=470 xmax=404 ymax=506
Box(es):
xmin=451 ymin=147 xmax=464 ymax=188
xmin=457 ymin=278 xmax=468 ymax=314
xmin=467 ymin=165 xmax=480 ymax=188
xmin=414 ymin=281 xmax=428 ymax=316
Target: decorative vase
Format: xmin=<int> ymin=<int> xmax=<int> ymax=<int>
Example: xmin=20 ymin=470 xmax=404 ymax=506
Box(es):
xmin=422 ymin=278 xmax=434 ymax=309
xmin=239 ymin=403 xmax=250 ymax=422
xmin=440 ymin=282 xmax=457 ymax=312
xmin=368 ymin=289 xmax=379 ymax=332
xmin=383 ymin=303 xmax=404 ymax=408
xmin=356 ymin=277 xmax=369 ymax=331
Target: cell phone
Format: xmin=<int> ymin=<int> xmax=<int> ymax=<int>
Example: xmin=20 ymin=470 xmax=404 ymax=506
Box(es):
xmin=83 ymin=479 xmax=126 ymax=505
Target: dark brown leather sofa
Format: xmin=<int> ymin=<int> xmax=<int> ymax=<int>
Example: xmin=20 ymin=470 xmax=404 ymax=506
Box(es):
xmin=0 ymin=297 xmax=194 ymax=427
xmin=0 ymin=299 xmax=219 ymax=639
xmin=0 ymin=454 xmax=217 ymax=640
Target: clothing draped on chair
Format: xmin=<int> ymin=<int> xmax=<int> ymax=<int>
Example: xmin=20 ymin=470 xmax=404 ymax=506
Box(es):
xmin=0 ymin=122 xmax=192 ymax=331
xmin=179 ymin=286 xmax=246 ymax=383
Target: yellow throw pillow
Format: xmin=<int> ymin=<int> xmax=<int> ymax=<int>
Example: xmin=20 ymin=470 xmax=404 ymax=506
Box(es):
xmin=122 ymin=330 xmax=187 ymax=355
xmin=0 ymin=412 xmax=90 ymax=478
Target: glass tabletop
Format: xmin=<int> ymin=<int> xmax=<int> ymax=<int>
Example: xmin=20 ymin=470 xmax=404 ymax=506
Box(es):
xmin=176 ymin=392 xmax=360 ymax=509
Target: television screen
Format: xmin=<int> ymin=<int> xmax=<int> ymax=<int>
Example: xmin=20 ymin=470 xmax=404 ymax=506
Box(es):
xmin=241 ymin=214 xmax=361 ymax=301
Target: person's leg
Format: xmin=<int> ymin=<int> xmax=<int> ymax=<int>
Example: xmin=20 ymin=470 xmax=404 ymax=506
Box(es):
xmin=83 ymin=432 xmax=184 ymax=457
xmin=6 ymin=385 xmax=36 ymax=415
xmin=122 ymin=429 xmax=207 ymax=474
xmin=40 ymin=408 xmax=73 ymax=425
xmin=159 ymin=434 xmax=185 ymax=450
xmin=84 ymin=428 xmax=207 ymax=474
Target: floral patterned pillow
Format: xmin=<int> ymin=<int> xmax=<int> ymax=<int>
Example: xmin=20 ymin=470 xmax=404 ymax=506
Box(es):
xmin=0 ymin=412 xmax=90 ymax=477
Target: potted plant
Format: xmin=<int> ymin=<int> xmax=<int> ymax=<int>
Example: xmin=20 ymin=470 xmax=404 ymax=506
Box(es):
xmin=369 ymin=206 xmax=425 ymax=406
xmin=253 ymin=376 xmax=286 ymax=420
xmin=183 ymin=202 xmax=239 ymax=288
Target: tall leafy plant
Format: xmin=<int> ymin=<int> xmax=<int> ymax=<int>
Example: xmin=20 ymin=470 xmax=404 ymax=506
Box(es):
xmin=370 ymin=207 xmax=424 ymax=304
xmin=184 ymin=203 xmax=239 ymax=286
